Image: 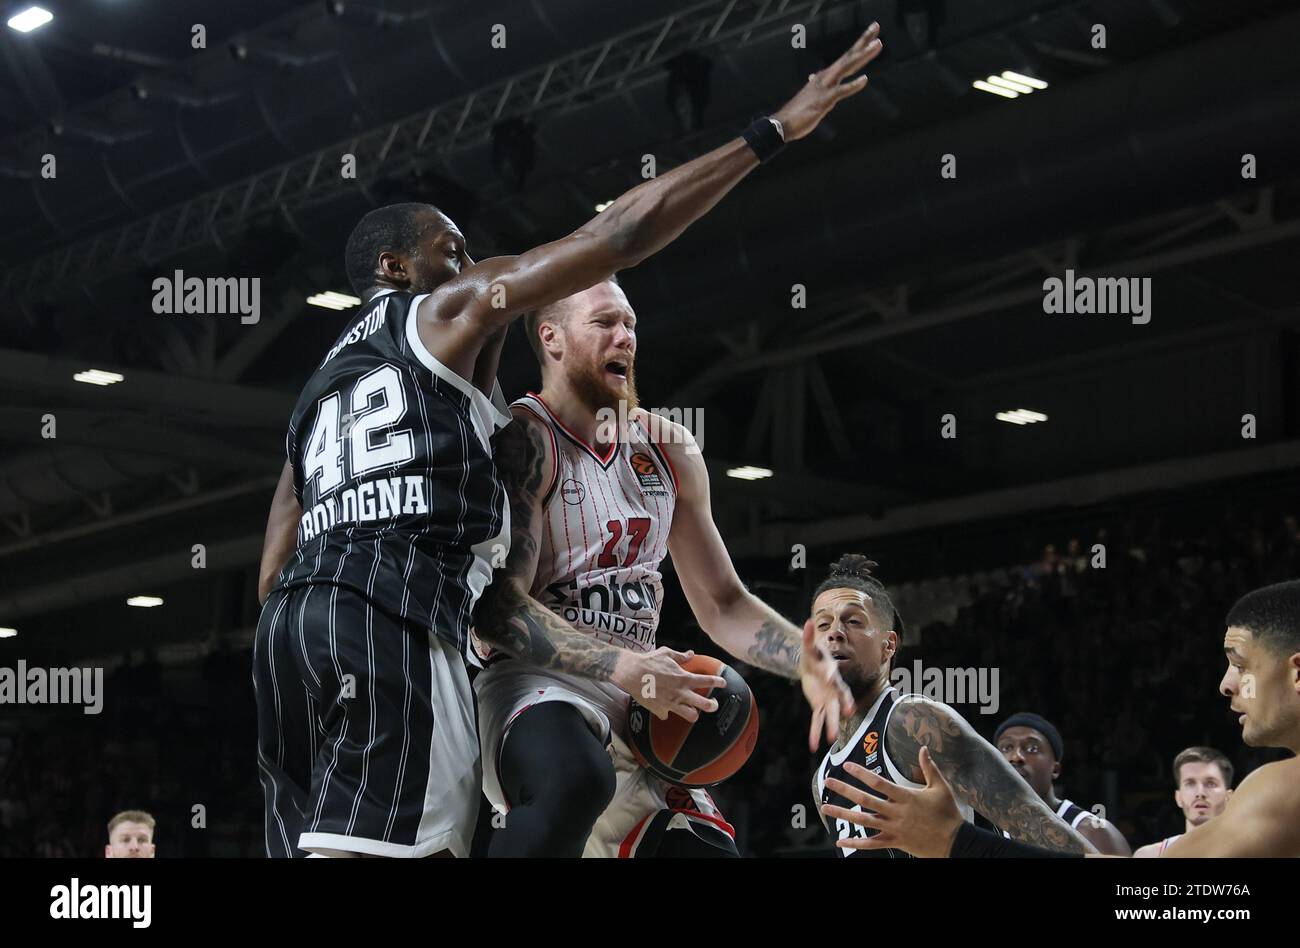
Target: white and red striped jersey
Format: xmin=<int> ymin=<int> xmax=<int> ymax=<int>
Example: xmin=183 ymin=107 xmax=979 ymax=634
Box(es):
xmin=512 ymin=393 xmax=678 ymax=653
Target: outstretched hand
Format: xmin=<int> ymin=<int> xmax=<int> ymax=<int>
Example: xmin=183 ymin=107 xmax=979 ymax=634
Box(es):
xmin=773 ymin=22 xmax=884 ymax=142
xmin=800 ymin=619 xmax=856 ymax=752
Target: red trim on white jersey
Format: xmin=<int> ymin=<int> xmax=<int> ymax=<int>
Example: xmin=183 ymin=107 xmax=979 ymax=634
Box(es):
xmin=528 ymin=391 xmax=618 ymax=467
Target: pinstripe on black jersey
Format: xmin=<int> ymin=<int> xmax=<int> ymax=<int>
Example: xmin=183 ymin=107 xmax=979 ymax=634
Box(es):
xmin=274 ymin=288 xmax=510 ymax=661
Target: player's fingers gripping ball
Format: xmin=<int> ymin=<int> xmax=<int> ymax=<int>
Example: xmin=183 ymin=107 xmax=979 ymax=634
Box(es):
xmin=628 ymin=654 xmax=759 ymax=787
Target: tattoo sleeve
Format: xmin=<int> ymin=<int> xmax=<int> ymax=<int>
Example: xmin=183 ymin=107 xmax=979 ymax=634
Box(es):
xmin=884 ymin=697 xmax=1092 ymax=854
xmin=473 ymin=417 xmax=624 ymax=683
xmin=745 ymin=619 xmax=802 ymax=678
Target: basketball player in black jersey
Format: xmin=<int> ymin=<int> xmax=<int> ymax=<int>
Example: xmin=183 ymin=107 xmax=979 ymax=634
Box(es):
xmin=825 ymin=580 xmax=1300 ymax=858
xmin=812 ymin=555 xmax=1095 ymax=857
xmin=253 ymin=24 xmax=887 ymax=858
xmin=994 ymin=712 xmax=1131 ymax=854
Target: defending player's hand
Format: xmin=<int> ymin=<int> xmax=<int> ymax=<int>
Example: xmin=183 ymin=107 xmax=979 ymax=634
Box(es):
xmin=615 ymin=647 xmax=728 ymax=723
xmin=772 ymin=22 xmax=883 ymax=142
xmin=800 ymin=619 xmax=856 ymax=752
xmin=822 ymin=748 xmax=965 ymax=858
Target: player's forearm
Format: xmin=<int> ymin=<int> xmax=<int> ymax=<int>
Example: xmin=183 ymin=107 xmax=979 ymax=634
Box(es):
xmin=886 ymin=699 xmax=1095 ymax=854
xmin=581 ymin=137 xmax=759 ymax=267
xmin=705 ymin=594 xmax=802 ymax=679
xmin=476 ymin=583 xmax=622 ymax=683
xmin=949 ymin=822 xmax=1085 ymax=859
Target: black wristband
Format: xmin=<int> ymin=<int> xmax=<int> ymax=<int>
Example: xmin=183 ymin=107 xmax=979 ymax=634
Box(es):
xmin=742 ymin=116 xmax=785 ymax=163
xmin=949 ymin=821 xmax=1085 ymax=859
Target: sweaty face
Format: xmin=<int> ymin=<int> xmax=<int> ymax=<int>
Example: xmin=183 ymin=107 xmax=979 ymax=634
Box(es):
xmin=1220 ymin=625 xmax=1300 ymax=748
xmin=552 ymin=282 xmax=639 ymax=415
xmin=105 ymin=822 xmax=155 ymax=859
xmin=996 ymin=726 xmax=1057 ymax=800
xmin=810 ymin=587 xmax=895 ymax=702
xmin=385 ymin=211 xmax=472 ymax=294
xmin=1174 ymin=762 xmax=1230 ymax=827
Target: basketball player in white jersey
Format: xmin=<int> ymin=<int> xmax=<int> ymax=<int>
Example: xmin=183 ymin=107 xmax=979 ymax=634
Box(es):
xmin=1133 ymin=746 xmax=1233 ymax=857
xmin=471 ymin=277 xmax=856 ymax=857
xmin=994 ymin=712 xmax=1131 ymax=854
xmin=825 ymin=580 xmax=1300 ymax=858
xmin=810 ymin=555 xmax=1095 ymax=857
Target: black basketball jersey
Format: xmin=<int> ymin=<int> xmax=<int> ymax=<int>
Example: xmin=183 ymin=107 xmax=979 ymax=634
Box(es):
xmin=816 ymin=687 xmax=973 ymax=858
xmin=274 ymin=288 xmax=511 ymax=662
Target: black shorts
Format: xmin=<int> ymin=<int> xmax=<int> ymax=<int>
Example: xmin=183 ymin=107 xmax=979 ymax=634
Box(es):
xmin=253 ymin=583 xmax=480 ymax=857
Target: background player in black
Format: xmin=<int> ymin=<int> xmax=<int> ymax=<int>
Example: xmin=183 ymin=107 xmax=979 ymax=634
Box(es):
xmin=254 ymin=25 xmax=887 ymax=857
xmin=994 ymin=712 xmax=1131 ymax=855
xmin=812 ymin=555 xmax=1095 ymax=856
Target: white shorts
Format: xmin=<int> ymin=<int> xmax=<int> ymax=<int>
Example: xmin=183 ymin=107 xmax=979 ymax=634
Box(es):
xmin=474 ymin=660 xmax=734 ymax=857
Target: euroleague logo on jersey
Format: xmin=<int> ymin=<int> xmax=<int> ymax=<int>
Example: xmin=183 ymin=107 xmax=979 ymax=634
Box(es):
xmin=629 ymin=452 xmax=667 ymax=494
xmin=561 ymin=479 xmax=586 ymax=505
xmin=862 ymin=730 xmax=880 ymax=764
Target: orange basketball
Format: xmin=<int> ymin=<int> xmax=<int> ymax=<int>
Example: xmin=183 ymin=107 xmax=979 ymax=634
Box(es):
xmin=627 ymin=654 xmax=760 ymax=788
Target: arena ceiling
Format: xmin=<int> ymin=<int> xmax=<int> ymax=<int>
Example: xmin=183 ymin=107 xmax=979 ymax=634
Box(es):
xmin=0 ymin=0 xmax=1297 ymax=654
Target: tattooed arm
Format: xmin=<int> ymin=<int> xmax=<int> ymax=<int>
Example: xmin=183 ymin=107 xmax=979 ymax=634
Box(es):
xmin=474 ymin=409 xmax=725 ymax=721
xmin=651 ymin=412 xmax=853 ymax=746
xmin=883 ymin=696 xmax=1097 ymax=854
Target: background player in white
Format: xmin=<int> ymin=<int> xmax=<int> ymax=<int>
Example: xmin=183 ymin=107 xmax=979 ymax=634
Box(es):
xmin=254 ymin=23 xmax=885 ymax=858
xmin=105 ymin=810 xmax=155 ymax=859
xmin=1133 ymin=746 xmax=1233 ymax=857
xmin=473 ymin=276 xmax=856 ymax=858
xmin=826 ymin=580 xmax=1300 ymax=858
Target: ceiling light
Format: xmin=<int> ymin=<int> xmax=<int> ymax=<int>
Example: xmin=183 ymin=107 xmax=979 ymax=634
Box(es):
xmin=74 ymin=369 xmax=124 ymax=386
xmin=986 ymin=75 xmax=1034 ymax=95
xmin=7 ymin=6 xmax=53 ymax=33
xmin=726 ymin=465 xmax=774 ymax=480
xmin=1002 ymin=70 xmax=1048 ymax=90
xmin=307 ymin=291 xmax=361 ymax=310
xmin=0 ymin=628 xmax=17 ymax=639
xmin=127 ymin=596 xmax=164 ymax=608
xmin=996 ymin=409 xmax=1048 ymax=425
xmin=973 ymin=79 xmax=1019 ymax=99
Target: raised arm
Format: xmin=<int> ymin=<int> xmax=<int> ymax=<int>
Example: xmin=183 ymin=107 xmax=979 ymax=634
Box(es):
xmin=884 ymin=696 xmax=1096 ymax=854
xmin=416 ymin=26 xmax=885 ymax=369
xmin=257 ymin=459 xmax=300 ymax=605
xmin=654 ymin=413 xmax=853 ymax=747
xmin=473 ymin=410 xmax=726 ymax=721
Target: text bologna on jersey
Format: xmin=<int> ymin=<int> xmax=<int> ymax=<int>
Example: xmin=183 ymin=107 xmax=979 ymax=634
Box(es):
xmin=298 ymin=474 xmax=429 ymax=541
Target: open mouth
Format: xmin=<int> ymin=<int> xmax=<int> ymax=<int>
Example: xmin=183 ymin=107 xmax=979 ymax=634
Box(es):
xmin=605 ymin=360 xmax=629 ymax=379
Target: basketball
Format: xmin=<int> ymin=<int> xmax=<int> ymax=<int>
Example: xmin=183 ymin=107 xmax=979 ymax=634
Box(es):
xmin=627 ymin=655 xmax=760 ymax=788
